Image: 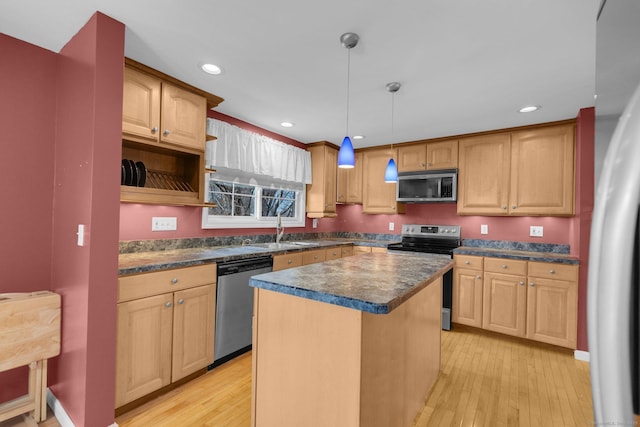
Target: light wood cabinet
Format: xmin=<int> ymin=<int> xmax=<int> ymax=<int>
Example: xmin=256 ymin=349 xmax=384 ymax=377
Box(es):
xmin=397 ymin=140 xmax=458 ymax=172
xmin=509 ymin=124 xmax=575 ymax=215
xmin=337 ymin=152 xmax=363 ymax=204
xmin=121 ymin=59 xmax=223 ymax=206
xmin=341 ymin=246 xmax=354 ymax=257
xmin=272 ymin=253 xmax=303 ymax=271
xmin=115 ymin=264 xmax=216 ymax=408
xmin=526 ymin=261 xmax=578 ymax=348
xmin=362 ymin=147 xmax=405 ymax=214
xmin=302 ymin=249 xmax=327 ymax=265
xmin=353 ymin=246 xmax=388 ymax=255
xmin=482 ymin=259 xmax=527 ymax=337
xmin=325 ymin=247 xmax=342 ymax=260
xmin=452 ymin=257 xmax=484 ymax=328
xmin=306 ymin=142 xmax=338 ymax=217
xmin=123 ymin=66 xmax=206 ymax=151
xmin=457 ymin=123 xmax=575 ymax=216
xmin=457 ymin=132 xmax=511 ymax=215
xmin=454 ymin=256 xmax=579 ymax=349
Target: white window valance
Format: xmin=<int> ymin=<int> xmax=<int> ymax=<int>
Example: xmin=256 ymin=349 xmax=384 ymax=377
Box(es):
xmin=206 ymin=118 xmax=312 ymax=184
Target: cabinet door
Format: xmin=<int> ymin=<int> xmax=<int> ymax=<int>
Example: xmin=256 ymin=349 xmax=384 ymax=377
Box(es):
xmin=452 ymin=268 xmax=483 ymax=327
xmin=457 ymin=133 xmax=511 ymax=215
xmin=172 ymin=284 xmax=216 ymax=381
xmin=306 ymin=144 xmax=337 ymax=217
xmin=426 ymin=140 xmax=458 ymax=170
xmin=115 ymin=293 xmax=173 ymax=407
xmin=362 ymin=148 xmax=404 ymax=214
xmin=510 ymin=124 xmax=575 ymax=215
xmin=483 ymin=272 xmax=527 ymax=337
xmin=346 ymin=152 xmax=363 ymax=203
xmin=160 ymin=83 xmax=207 ymax=151
xmin=397 ymin=144 xmax=427 ymax=172
xmin=337 ymin=166 xmax=348 ymax=203
xmin=122 ymin=67 xmax=161 ymax=144
xmin=526 ymin=277 xmax=578 ymax=348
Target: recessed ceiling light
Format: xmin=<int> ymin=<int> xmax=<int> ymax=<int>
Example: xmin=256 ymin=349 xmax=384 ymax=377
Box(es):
xmin=201 ymin=63 xmax=222 ymax=75
xmin=519 ymin=105 xmax=540 ymax=113
xmin=280 ymin=121 xmax=294 ymax=128
xmin=352 ymin=135 xmax=365 ymax=140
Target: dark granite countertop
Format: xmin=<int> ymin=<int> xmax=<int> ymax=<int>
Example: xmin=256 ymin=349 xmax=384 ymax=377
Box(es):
xmin=453 ymin=246 xmax=579 ymax=265
xmin=249 ymin=252 xmax=453 ymax=314
xmin=118 ymin=239 xmax=398 ymax=275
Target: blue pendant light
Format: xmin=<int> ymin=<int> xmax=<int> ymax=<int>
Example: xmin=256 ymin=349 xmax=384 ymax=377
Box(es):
xmin=385 ymin=158 xmax=398 ymax=182
xmin=338 ymin=33 xmax=359 ymax=168
xmin=384 ymin=82 xmax=401 ymax=183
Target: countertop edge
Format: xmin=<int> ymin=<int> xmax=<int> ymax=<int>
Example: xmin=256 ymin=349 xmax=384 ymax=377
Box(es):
xmin=453 ymin=247 xmax=579 ymax=264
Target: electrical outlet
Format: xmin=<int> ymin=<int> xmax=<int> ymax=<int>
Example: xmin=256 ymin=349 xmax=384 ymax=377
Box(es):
xmin=77 ymin=224 xmax=85 ymax=246
xmin=389 ymin=222 xmax=395 ymax=231
xmin=312 ymin=218 xmax=318 ymax=229
xmin=480 ymin=224 xmax=488 ymax=235
xmin=530 ymin=226 xmax=544 ymax=237
xmin=152 ymin=217 xmax=177 ymax=231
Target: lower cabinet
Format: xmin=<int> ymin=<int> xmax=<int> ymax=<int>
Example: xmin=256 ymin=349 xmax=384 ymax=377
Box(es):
xmin=452 ymin=255 xmax=483 ymax=328
xmin=115 ymin=264 xmax=216 ymax=408
xmin=453 ymin=255 xmax=578 ymax=349
xmin=272 ymin=246 xmax=356 ymax=272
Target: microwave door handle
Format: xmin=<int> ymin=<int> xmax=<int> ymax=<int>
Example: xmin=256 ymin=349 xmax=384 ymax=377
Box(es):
xmin=588 ymin=81 xmax=640 ymax=425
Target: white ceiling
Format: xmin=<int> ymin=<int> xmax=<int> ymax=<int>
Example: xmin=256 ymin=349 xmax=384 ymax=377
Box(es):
xmin=2 ymin=1 xmax=600 ymax=148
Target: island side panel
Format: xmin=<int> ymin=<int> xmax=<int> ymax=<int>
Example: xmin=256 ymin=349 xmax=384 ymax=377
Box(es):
xmin=252 ymin=288 xmax=363 ymax=427
xmin=360 ymin=277 xmax=442 ymax=427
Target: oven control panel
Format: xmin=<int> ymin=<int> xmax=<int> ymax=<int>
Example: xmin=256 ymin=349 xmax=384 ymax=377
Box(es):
xmin=401 ymin=224 xmax=461 ymax=238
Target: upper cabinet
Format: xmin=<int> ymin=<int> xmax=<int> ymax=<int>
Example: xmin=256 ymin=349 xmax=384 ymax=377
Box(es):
xmin=457 ymin=123 xmax=575 ymax=216
xmin=123 ymin=66 xmax=207 ymax=152
xmin=397 ymin=139 xmax=458 ymax=172
xmin=362 ymin=147 xmax=405 ymax=214
xmin=306 ymin=142 xmax=338 ymax=217
xmin=120 ymin=59 xmax=223 ymax=206
xmin=337 ymin=151 xmax=363 ymax=204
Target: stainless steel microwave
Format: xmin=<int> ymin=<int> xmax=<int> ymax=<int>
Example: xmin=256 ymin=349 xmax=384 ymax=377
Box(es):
xmin=396 ymin=169 xmax=457 ymax=202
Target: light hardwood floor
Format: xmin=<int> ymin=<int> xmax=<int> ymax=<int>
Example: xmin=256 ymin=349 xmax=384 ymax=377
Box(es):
xmin=113 ymin=324 xmax=594 ymax=427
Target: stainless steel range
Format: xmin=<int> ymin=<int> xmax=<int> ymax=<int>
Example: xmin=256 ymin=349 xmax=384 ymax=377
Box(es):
xmin=388 ymin=224 xmax=461 ymax=330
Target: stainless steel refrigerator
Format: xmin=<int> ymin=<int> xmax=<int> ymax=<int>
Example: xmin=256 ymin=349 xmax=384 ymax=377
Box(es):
xmin=588 ymin=81 xmax=640 ymax=424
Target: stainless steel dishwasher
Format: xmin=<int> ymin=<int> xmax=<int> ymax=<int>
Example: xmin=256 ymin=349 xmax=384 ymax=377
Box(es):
xmin=212 ymin=255 xmax=273 ymax=367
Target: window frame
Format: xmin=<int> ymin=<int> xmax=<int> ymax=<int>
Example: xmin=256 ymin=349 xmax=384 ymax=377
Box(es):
xmin=201 ymin=173 xmax=306 ymax=229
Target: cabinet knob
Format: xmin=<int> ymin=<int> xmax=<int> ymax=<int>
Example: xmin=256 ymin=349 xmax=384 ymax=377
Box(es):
xmin=171 ymin=278 xmax=178 ymax=284
xmin=476 ymin=275 xmax=482 ymax=280
xmin=332 ymin=252 xmax=337 ymax=256
xmin=165 ymin=302 xmax=172 ymax=308
xmin=314 ymin=256 xmax=318 ymax=260
xmin=151 ymin=127 xmax=158 ymax=134
xmin=287 ymin=259 xmax=293 ymax=264
xmin=423 ymin=162 xmax=428 ymax=167
xmin=549 ymin=269 xmax=556 ymax=274
xmin=502 ymin=205 xmax=507 ymax=210
xmin=519 ymin=281 xmax=525 ymax=286
xmin=178 ymin=298 xmax=184 ymax=305
xmin=163 ymin=129 xmax=171 ymax=136
xmin=501 ymin=264 xmax=507 ymax=269
xmin=392 ymin=206 xmax=396 ymax=210
xmin=465 ymin=260 xmax=470 ymax=265
xmin=512 ymin=205 xmax=517 ymax=209
xmin=529 ymin=282 xmax=535 ymax=287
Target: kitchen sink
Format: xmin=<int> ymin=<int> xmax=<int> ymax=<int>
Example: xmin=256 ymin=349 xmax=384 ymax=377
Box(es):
xmin=248 ymin=242 xmax=301 ymax=250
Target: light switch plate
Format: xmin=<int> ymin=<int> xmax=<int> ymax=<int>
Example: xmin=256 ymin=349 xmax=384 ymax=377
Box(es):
xmin=152 ymin=217 xmax=177 ymax=231
xmin=312 ymin=218 xmax=318 ymax=229
xmin=530 ymin=226 xmax=543 ymax=237
xmin=389 ymin=222 xmax=395 ymax=231
xmin=77 ymin=224 xmax=85 ymax=246
xmin=480 ymin=224 xmax=488 ymax=235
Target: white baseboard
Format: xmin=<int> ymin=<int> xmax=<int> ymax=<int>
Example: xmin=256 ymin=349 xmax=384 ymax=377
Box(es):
xmin=46 ymin=389 xmax=119 ymax=427
xmin=46 ymin=389 xmax=75 ymax=427
xmin=574 ymin=350 xmax=590 ymax=362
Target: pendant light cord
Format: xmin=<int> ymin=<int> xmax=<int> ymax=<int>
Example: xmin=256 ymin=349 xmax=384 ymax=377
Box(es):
xmin=345 ymin=47 xmax=351 ymax=136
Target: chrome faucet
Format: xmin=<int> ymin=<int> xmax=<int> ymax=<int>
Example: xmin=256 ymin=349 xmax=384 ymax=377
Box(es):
xmin=276 ymin=213 xmax=285 ymax=243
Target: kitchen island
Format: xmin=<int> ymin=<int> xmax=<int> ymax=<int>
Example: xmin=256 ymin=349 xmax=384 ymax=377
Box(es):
xmin=249 ymin=252 xmax=453 ymax=427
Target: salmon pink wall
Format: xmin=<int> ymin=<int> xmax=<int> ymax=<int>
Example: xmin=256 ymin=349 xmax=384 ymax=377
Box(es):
xmin=47 ymin=13 xmax=124 ymax=427
xmin=0 ymin=34 xmax=57 ymax=403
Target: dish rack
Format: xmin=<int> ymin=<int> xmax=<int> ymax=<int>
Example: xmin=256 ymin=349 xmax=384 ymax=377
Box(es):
xmin=145 ymin=169 xmax=196 ymax=192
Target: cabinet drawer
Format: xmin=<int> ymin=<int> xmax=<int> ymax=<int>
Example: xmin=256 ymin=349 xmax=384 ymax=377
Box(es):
xmin=454 ymin=255 xmax=483 ymax=271
xmin=353 ymin=246 xmax=372 ymax=255
xmin=528 ymin=262 xmax=578 ymax=282
xmin=303 ymin=249 xmax=327 ymax=265
xmin=484 ymin=258 xmax=527 ymax=275
xmin=325 ymin=247 xmax=342 ymax=260
xmin=273 ymin=253 xmax=303 ymax=271
xmin=341 ymin=246 xmax=354 ymax=257
xmin=118 ymin=264 xmax=216 ymax=303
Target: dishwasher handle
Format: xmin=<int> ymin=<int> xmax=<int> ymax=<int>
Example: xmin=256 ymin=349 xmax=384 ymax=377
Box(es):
xmin=217 ymin=256 xmax=274 ymax=276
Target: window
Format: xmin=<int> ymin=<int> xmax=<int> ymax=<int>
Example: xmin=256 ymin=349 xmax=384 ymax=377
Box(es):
xmin=202 ymin=175 xmax=306 ymax=229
